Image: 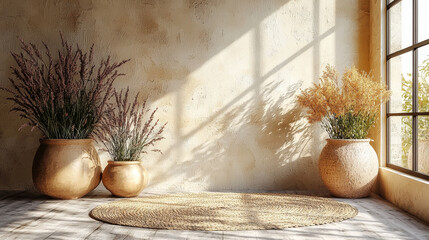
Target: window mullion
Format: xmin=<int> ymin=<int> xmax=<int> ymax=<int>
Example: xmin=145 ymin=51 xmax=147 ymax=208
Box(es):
xmin=388 ymin=0 xmax=402 ymax=10
xmin=386 ymin=0 xmax=391 ymax=166
xmin=412 ymin=0 xmax=418 ymax=172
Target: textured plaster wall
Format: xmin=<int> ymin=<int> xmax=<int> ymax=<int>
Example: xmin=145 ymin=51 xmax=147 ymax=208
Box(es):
xmin=368 ymin=0 xmax=385 ymax=168
xmin=0 ymin=0 xmax=370 ymax=191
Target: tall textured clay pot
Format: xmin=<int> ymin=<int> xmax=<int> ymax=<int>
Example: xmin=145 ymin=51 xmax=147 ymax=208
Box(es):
xmin=32 ymin=139 xmax=102 ymax=199
xmin=319 ymin=139 xmax=378 ymax=198
xmin=102 ymin=161 xmax=148 ymax=197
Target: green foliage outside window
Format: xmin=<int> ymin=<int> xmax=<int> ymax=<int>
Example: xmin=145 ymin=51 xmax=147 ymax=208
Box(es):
xmin=401 ymin=58 xmax=429 ymax=166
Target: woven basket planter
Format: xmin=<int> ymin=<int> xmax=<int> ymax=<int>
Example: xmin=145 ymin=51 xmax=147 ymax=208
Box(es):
xmin=318 ymin=139 xmax=378 ymax=198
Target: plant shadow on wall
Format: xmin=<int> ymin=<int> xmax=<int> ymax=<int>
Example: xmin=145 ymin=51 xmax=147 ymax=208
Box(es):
xmin=139 ymin=0 xmax=347 ymax=191
xmin=151 ymin=80 xmax=325 ymax=191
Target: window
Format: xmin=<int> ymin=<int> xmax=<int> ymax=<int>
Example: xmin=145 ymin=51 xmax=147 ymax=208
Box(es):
xmin=387 ymin=0 xmax=429 ymax=180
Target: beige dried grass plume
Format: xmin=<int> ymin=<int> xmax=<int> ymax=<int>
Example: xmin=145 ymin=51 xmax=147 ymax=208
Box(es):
xmin=297 ymin=65 xmax=391 ymax=139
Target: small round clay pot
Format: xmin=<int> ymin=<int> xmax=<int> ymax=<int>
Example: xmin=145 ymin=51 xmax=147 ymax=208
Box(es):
xmin=319 ymin=139 xmax=378 ymax=198
xmin=102 ymin=161 xmax=148 ymax=197
xmin=32 ymin=139 xmax=102 ymax=199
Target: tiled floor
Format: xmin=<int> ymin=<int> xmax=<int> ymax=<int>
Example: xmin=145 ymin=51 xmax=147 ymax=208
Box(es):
xmin=0 ymin=189 xmax=428 ymax=240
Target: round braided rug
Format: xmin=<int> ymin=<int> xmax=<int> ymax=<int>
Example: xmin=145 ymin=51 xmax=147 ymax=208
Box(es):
xmin=90 ymin=193 xmax=358 ymax=231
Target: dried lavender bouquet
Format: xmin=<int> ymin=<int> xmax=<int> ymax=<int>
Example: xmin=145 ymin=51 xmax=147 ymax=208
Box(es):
xmin=95 ymin=88 xmax=167 ymax=161
xmin=1 ymin=33 xmax=129 ymax=139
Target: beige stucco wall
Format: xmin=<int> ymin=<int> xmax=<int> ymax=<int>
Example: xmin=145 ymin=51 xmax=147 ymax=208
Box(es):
xmin=0 ymin=0 xmax=370 ymax=192
xmin=368 ymin=0 xmax=385 ymax=172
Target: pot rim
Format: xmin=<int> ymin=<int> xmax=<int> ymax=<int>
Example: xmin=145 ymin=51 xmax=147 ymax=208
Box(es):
xmin=326 ymin=138 xmax=372 ymax=142
xmin=107 ymin=160 xmax=142 ymax=165
xmin=39 ymin=138 xmax=94 ymax=144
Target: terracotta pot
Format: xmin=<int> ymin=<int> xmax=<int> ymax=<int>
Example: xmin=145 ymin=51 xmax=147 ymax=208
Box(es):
xmin=102 ymin=161 xmax=148 ymax=197
xmin=318 ymin=139 xmax=378 ymax=198
xmin=407 ymin=140 xmax=429 ymax=174
xmin=32 ymin=139 xmax=102 ymax=199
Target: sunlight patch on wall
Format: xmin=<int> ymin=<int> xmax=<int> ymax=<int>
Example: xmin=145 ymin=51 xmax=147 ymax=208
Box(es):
xmin=183 ymin=30 xmax=254 ymax=129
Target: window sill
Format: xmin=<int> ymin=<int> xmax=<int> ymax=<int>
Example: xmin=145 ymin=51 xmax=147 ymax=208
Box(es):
xmin=381 ymin=166 xmax=429 ymax=184
xmin=378 ymin=167 xmax=429 ymax=224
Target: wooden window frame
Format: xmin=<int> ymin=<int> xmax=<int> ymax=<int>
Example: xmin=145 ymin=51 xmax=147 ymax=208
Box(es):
xmin=386 ymin=0 xmax=429 ymax=180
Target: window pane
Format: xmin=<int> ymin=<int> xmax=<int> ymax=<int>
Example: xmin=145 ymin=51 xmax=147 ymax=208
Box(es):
xmin=388 ymin=52 xmax=413 ymax=113
xmin=418 ymin=0 xmax=429 ymax=42
xmin=418 ymin=116 xmax=429 ymax=174
xmin=389 ymin=116 xmax=412 ymax=170
xmin=388 ymin=0 xmax=412 ymax=54
xmin=418 ymin=45 xmax=429 ymax=112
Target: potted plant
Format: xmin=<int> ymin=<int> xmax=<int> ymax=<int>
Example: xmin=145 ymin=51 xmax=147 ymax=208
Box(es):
xmin=0 ymin=34 xmax=129 ymax=199
xmin=297 ymin=65 xmax=391 ymax=198
xmin=96 ymin=88 xmax=166 ymax=197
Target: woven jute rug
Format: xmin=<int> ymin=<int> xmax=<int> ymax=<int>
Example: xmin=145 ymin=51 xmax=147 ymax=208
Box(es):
xmin=90 ymin=192 xmax=358 ymax=231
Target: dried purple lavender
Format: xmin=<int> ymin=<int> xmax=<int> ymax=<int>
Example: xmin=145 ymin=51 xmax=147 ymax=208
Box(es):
xmin=94 ymin=88 xmax=167 ymax=161
xmin=0 ymin=33 xmax=129 ymax=139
